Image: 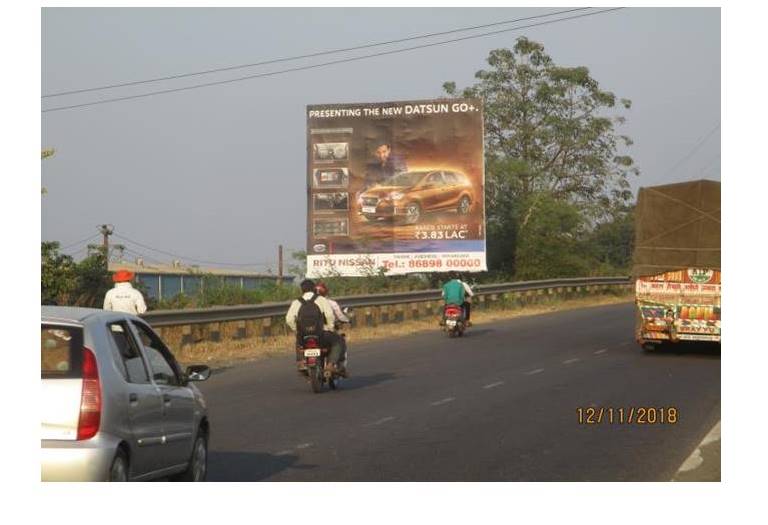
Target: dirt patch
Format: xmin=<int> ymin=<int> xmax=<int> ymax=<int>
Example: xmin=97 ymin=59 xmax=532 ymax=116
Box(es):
xmin=175 ymin=292 xmax=633 ymax=368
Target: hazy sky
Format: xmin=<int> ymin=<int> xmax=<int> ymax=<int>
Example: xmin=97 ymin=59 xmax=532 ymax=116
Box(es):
xmin=41 ymin=7 xmax=720 ymax=272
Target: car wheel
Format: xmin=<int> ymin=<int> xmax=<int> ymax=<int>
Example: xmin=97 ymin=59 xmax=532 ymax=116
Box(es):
xmin=171 ymin=431 xmax=208 ymax=482
xmin=457 ymin=196 xmax=471 ymax=215
xmin=405 ymin=203 xmax=421 ymax=225
xmin=108 ymin=449 xmax=129 ymax=482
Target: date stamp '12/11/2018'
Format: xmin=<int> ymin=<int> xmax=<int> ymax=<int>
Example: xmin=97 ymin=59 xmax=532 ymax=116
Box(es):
xmin=577 ymin=407 xmax=679 ymax=425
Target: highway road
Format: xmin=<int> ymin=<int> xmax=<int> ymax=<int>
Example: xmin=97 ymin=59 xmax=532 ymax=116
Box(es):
xmin=198 ymin=302 xmax=721 ymax=481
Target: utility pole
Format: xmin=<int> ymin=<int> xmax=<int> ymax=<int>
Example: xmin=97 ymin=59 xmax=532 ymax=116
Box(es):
xmin=278 ymin=244 xmax=284 ymax=284
xmin=99 ymin=224 xmax=114 ymax=269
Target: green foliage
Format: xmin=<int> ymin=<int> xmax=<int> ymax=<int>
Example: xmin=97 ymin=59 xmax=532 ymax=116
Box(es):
xmin=514 ymin=194 xmax=591 ymax=280
xmin=444 ymin=37 xmax=638 ymax=277
xmin=41 ymin=242 xmax=112 ymax=307
xmin=154 ymin=273 xmax=432 ymax=309
xmin=583 ymin=205 xmax=635 ymax=274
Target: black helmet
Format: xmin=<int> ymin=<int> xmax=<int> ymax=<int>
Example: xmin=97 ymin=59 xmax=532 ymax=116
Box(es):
xmin=300 ymin=279 xmax=316 ymax=293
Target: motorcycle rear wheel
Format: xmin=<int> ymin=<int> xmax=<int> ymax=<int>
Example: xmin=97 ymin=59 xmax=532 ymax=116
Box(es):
xmin=309 ymin=366 xmax=323 ymax=393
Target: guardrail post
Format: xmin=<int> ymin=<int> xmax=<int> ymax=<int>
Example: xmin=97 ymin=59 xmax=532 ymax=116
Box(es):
xmin=410 ymin=302 xmax=419 ymax=320
xmin=365 ymin=308 xmax=374 ymax=327
xmin=245 ymin=319 xmax=258 ymax=340
xmin=206 ymin=322 xmax=221 ymax=343
xmin=181 ymin=324 xmax=193 ymax=347
xmin=381 ymin=305 xmax=390 ymax=324
xmin=261 ymin=317 xmax=272 ymax=338
xmin=235 ymin=320 xmax=247 ymax=340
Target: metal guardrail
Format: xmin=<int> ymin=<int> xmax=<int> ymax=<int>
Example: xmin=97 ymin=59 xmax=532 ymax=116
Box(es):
xmin=141 ymin=276 xmax=631 ymax=327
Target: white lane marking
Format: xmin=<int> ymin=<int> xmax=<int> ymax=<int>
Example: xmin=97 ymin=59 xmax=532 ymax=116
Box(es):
xmin=431 ymin=397 xmax=456 ymax=406
xmin=296 ymin=442 xmax=313 ymax=449
xmin=562 ymin=358 xmax=581 ymax=365
xmin=275 ymin=450 xmax=293 ymax=456
xmin=594 ymin=348 xmax=608 ymax=355
xmin=483 ymin=381 xmax=505 ymax=389
xmin=525 ymin=368 xmax=545 ymax=376
xmin=674 ymin=421 xmax=721 ymax=477
xmin=369 ymin=416 xmax=396 ymax=426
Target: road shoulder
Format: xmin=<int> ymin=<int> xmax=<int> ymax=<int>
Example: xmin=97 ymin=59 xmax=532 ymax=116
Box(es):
xmin=672 ymin=420 xmax=721 ymax=481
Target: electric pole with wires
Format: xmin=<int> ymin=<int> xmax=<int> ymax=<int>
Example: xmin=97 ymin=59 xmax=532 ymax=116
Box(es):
xmin=99 ymin=224 xmax=114 ymax=269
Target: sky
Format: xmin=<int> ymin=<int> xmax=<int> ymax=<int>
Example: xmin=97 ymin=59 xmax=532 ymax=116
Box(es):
xmin=41 ymin=7 xmax=721 ymax=272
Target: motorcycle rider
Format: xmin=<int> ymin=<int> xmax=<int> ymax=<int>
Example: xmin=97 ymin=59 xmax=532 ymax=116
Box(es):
xmin=458 ymin=274 xmax=475 ymax=327
xmin=440 ymin=272 xmax=474 ymax=326
xmin=285 ymin=279 xmax=344 ymax=373
xmin=315 ymin=281 xmax=350 ymax=375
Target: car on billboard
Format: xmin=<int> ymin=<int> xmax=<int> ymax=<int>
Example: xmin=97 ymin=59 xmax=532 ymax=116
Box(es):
xmin=358 ymin=170 xmax=474 ymax=225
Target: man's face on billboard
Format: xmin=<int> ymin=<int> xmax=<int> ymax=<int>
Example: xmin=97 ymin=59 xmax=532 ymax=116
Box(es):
xmin=375 ymin=144 xmax=391 ymax=164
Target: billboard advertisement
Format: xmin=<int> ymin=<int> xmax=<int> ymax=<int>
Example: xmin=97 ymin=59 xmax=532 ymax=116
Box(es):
xmin=306 ymin=98 xmax=485 ymax=277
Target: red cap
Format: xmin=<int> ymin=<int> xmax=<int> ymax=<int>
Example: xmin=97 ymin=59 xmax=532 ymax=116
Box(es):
xmin=112 ymin=269 xmax=134 ymax=283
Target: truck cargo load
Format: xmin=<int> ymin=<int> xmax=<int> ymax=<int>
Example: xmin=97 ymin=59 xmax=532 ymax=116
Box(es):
xmin=633 ymin=180 xmax=721 ymax=349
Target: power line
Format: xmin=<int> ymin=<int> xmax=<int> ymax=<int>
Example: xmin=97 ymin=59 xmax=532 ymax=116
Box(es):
xmin=698 ymin=154 xmax=721 ymax=178
xmin=58 ymin=233 xmax=100 ymax=251
xmin=121 ymin=247 xmax=170 ymax=267
xmin=43 ymin=7 xmax=592 ymax=99
xmin=663 ymin=122 xmax=721 ymax=180
xmin=42 ymin=7 xmax=627 ymax=114
xmin=113 ymin=232 xmax=274 ymax=268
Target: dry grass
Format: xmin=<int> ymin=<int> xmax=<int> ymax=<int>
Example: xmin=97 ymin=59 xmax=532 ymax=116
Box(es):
xmin=175 ymin=292 xmax=633 ymax=368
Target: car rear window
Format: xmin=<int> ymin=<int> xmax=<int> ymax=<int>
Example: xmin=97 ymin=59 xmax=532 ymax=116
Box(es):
xmin=41 ymin=324 xmax=83 ymax=379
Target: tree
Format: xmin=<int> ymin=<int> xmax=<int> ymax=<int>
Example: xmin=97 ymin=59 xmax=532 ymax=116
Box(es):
xmin=41 ymin=242 xmax=112 ymax=307
xmin=583 ymin=205 xmax=635 ymax=274
xmin=513 ymin=193 xmax=591 ymax=280
xmin=42 ymin=242 xmax=77 ymax=304
xmin=444 ymin=37 xmax=638 ymax=275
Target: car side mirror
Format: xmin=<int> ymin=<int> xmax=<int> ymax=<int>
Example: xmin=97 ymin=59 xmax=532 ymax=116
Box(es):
xmin=342 ymin=307 xmax=351 ymax=315
xmin=186 ymin=365 xmax=211 ymax=382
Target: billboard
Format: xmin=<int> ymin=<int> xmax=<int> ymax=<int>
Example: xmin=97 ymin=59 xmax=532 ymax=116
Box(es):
xmin=306 ymin=98 xmax=486 ymax=277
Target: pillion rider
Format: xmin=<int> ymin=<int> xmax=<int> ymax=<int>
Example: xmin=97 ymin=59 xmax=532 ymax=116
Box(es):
xmin=315 ymin=281 xmax=350 ymax=373
xmin=441 ymin=272 xmax=474 ymax=326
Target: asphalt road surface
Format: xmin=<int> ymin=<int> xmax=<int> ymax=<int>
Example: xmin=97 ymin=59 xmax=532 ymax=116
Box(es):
xmin=198 ymin=302 xmax=721 ymax=481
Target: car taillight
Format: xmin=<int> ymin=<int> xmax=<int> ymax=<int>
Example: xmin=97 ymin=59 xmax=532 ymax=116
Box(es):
xmin=77 ymin=347 xmax=101 ymax=440
xmin=304 ymin=338 xmax=319 ymax=348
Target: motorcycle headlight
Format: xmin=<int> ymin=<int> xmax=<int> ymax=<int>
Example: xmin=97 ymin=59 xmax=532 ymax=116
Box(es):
xmin=389 ymin=192 xmax=405 ymax=201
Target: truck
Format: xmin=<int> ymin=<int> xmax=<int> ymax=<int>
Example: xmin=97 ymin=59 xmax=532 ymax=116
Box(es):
xmin=632 ymin=179 xmax=721 ymax=350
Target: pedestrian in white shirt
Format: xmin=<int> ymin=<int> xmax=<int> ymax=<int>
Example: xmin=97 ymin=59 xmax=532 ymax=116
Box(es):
xmin=103 ymin=269 xmax=147 ymax=315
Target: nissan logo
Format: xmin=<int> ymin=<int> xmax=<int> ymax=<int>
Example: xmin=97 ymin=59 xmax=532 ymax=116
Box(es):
xmin=313 ymin=244 xmax=327 ymax=253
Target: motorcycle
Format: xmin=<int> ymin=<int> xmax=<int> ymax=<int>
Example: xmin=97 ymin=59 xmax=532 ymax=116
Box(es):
xmin=297 ymin=308 xmax=352 ymax=393
xmin=443 ymin=304 xmax=466 ymax=338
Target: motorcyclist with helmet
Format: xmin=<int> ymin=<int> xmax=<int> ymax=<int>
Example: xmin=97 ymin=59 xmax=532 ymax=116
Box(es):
xmin=285 ymin=279 xmax=344 ymax=374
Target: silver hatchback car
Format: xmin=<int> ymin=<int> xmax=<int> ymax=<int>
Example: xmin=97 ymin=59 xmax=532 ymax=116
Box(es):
xmin=41 ymin=306 xmax=211 ymax=481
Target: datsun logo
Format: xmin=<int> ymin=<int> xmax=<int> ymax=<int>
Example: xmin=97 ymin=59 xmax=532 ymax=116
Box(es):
xmin=687 ymin=268 xmax=714 ymax=284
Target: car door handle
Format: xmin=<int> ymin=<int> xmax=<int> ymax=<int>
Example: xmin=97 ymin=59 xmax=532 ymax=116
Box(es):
xmin=129 ymin=393 xmax=138 ymax=404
